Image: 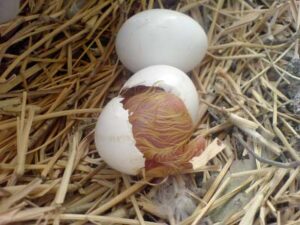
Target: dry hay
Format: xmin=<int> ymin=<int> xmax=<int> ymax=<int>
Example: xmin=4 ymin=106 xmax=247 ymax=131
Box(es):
xmin=0 ymin=0 xmax=300 ymax=225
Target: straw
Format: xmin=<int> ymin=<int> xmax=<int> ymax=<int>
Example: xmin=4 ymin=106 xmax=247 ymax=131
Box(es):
xmin=0 ymin=1 xmax=299 ymax=224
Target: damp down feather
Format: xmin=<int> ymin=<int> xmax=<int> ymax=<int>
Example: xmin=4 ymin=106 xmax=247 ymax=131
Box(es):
xmin=152 ymin=175 xmax=203 ymax=224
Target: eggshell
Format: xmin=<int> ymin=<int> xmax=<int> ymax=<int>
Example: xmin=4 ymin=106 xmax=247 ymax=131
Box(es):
xmin=121 ymin=65 xmax=199 ymax=124
xmin=115 ymin=9 xmax=208 ymax=72
xmin=0 ymin=0 xmax=20 ymax=24
xmin=95 ymin=97 xmax=145 ymax=175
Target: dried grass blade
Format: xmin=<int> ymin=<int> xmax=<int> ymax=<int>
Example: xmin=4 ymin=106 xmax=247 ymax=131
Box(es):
xmin=0 ymin=178 xmax=41 ymax=212
xmin=190 ymin=138 xmax=226 ymax=169
xmin=122 ymin=175 xmax=146 ymax=225
xmin=58 ymin=213 xmax=165 ymax=225
xmin=90 ymin=180 xmax=147 ymax=215
xmin=239 ymin=192 xmax=265 ymax=225
xmin=15 ymin=107 xmax=35 ymax=177
xmin=0 ymin=206 xmax=55 ymax=225
xmin=54 ymin=132 xmax=79 ymax=205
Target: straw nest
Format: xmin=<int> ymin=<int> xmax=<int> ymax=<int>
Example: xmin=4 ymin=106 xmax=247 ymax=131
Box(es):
xmin=0 ymin=0 xmax=299 ymax=224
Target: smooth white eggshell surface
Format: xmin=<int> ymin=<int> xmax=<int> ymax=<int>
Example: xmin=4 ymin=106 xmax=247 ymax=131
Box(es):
xmin=122 ymin=65 xmax=199 ymax=124
xmin=116 ymin=9 xmax=208 ymax=73
xmin=95 ymin=97 xmax=145 ymax=175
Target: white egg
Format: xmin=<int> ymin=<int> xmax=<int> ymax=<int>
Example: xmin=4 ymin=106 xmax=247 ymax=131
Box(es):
xmin=95 ymin=97 xmax=145 ymax=175
xmin=115 ymin=9 xmax=208 ymax=73
xmin=122 ymin=65 xmax=199 ymax=124
xmin=95 ymin=65 xmax=200 ymax=175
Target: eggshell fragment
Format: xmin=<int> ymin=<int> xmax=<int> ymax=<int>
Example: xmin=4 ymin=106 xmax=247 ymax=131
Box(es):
xmin=95 ymin=97 xmax=145 ymax=175
xmin=116 ymin=9 xmax=208 ymax=72
xmin=122 ymin=65 xmax=199 ymax=124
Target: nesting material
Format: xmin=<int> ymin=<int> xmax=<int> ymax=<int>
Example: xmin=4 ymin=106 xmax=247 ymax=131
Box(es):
xmin=0 ymin=1 xmax=300 ymax=225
